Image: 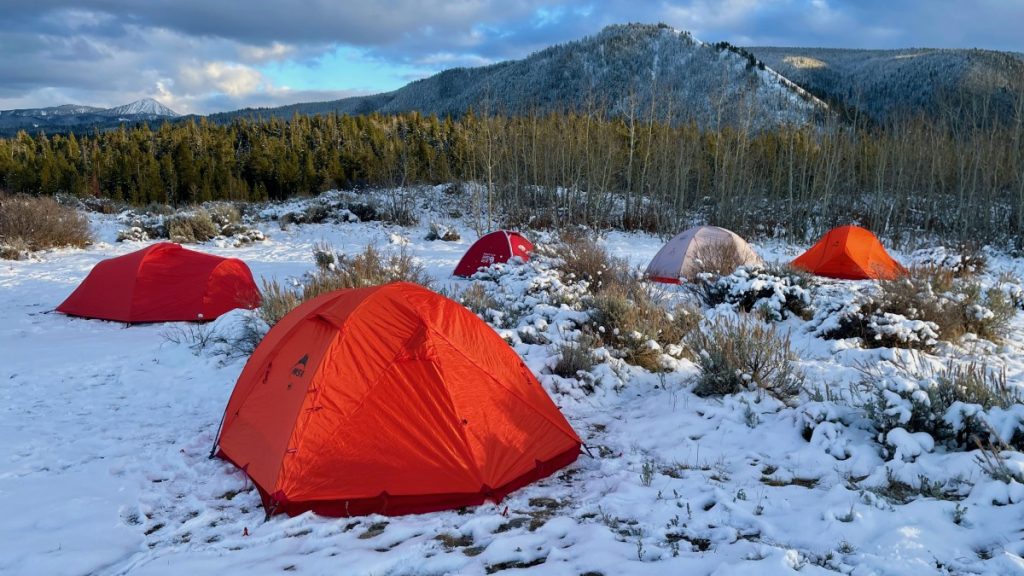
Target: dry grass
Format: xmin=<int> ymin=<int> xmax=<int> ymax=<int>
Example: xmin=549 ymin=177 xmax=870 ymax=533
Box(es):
xmin=685 ymin=315 xmax=804 ymax=400
xmin=258 ymin=279 xmax=302 ymax=326
xmin=0 ymin=193 xmax=92 ymax=258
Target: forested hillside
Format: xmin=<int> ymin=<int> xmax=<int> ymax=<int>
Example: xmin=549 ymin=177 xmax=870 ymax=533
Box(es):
xmin=209 ymin=24 xmax=825 ymax=129
xmin=749 ymin=47 xmax=1024 ymax=124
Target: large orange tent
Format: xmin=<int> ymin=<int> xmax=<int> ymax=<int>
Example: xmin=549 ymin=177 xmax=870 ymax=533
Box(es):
xmin=791 ymin=225 xmax=906 ymax=280
xmin=214 ymin=282 xmax=581 ymax=518
xmin=57 ymin=242 xmax=260 ymax=323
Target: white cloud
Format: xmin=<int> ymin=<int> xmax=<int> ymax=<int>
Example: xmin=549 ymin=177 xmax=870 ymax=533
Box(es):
xmin=179 ymin=61 xmax=264 ymax=96
xmin=237 ymin=41 xmax=295 ymax=63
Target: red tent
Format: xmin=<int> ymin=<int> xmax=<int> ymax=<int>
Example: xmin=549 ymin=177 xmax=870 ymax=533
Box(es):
xmin=57 ymin=242 xmax=261 ymax=323
xmin=453 ymin=230 xmax=534 ymax=277
xmin=215 ymin=281 xmax=581 ymax=518
xmin=791 ymin=225 xmax=907 ymax=280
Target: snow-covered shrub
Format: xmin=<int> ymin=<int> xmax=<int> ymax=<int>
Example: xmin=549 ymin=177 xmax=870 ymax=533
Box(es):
xmin=861 ymin=361 xmax=1023 ymax=458
xmin=115 ymin=208 xmax=166 ymax=240
xmin=425 ymin=222 xmax=460 ymax=241
xmin=811 ymin=268 xmax=1016 ymax=348
xmin=695 ymin=264 xmax=813 ymax=321
xmin=116 ymin=226 xmax=149 ymax=242
xmin=876 ymin=268 xmax=1014 ymax=343
xmin=167 ymin=209 xmax=219 ymax=243
xmin=685 ymin=314 xmax=803 ymax=400
xmin=551 ymin=334 xmax=599 ymax=378
xmin=206 ymin=202 xmax=241 ymax=227
xmin=590 ymin=282 xmax=698 ymax=371
xmin=465 ymin=256 xmax=589 ymax=336
xmin=224 ymin=226 xmax=265 ymax=245
xmin=456 ymin=283 xmax=500 ymax=317
xmin=996 ymin=273 xmax=1024 ymax=310
xmin=910 ymin=245 xmax=986 ymax=277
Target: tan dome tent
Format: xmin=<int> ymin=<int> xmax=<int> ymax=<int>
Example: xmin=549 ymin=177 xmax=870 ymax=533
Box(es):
xmin=646 ymin=226 xmax=762 ymax=283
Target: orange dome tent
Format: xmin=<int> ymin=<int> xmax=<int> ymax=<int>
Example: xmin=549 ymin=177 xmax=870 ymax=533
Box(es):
xmin=213 ymin=282 xmax=581 ymax=518
xmin=57 ymin=242 xmax=261 ymax=323
xmin=791 ymin=225 xmax=906 ymax=280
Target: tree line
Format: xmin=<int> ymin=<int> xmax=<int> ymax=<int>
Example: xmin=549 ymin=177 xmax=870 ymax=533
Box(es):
xmin=1 ymin=103 xmax=1022 ymax=247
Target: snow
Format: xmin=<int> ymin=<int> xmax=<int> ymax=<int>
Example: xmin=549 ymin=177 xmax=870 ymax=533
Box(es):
xmin=2 ymin=190 xmax=1024 ymax=575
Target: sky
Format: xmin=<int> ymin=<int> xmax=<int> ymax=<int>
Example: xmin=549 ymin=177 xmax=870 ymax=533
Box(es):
xmin=0 ymin=0 xmax=1021 ymax=115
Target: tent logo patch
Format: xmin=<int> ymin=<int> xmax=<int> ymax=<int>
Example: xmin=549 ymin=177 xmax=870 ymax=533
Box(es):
xmin=291 ymin=354 xmax=309 ymax=377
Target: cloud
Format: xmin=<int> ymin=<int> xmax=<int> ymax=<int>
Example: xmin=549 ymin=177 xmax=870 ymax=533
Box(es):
xmin=179 ymin=62 xmax=263 ymax=97
xmin=0 ymin=1 xmax=1021 ymax=114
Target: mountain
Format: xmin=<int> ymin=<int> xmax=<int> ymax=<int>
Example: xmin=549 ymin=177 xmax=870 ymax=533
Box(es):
xmin=104 ymin=98 xmax=179 ymax=118
xmin=0 ymin=98 xmax=178 ymax=136
xmin=746 ymin=47 xmax=1024 ymax=124
xmin=210 ymin=24 xmax=828 ymax=129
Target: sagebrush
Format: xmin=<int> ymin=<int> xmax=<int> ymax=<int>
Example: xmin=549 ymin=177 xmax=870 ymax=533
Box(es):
xmin=258 ymin=244 xmax=431 ymax=325
xmin=685 ymin=315 xmax=804 ymax=400
xmin=0 ymin=193 xmax=92 ymax=258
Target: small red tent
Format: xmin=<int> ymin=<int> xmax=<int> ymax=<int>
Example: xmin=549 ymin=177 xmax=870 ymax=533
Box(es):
xmin=453 ymin=230 xmax=533 ymax=277
xmin=791 ymin=225 xmax=906 ymax=280
xmin=214 ymin=282 xmax=581 ymax=518
xmin=57 ymin=242 xmax=261 ymax=323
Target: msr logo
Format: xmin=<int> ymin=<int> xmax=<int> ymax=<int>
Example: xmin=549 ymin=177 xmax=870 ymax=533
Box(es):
xmin=291 ymin=354 xmax=309 ymax=377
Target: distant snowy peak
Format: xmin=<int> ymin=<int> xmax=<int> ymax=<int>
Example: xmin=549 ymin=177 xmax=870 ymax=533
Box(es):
xmin=0 ymin=104 xmax=104 ymax=118
xmin=0 ymin=98 xmax=178 ymax=120
xmin=103 ymin=98 xmax=179 ymax=118
xmin=0 ymin=98 xmax=179 ymax=135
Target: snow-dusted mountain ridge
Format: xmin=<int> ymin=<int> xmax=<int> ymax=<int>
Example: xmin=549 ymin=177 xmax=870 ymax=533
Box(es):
xmin=0 ymin=98 xmax=178 ymax=135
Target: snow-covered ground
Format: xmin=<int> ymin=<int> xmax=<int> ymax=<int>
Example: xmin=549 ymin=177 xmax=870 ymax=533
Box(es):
xmin=2 ymin=192 xmax=1023 ymax=576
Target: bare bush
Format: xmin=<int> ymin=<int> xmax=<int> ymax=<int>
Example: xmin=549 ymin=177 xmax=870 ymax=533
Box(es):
xmin=685 ymin=315 xmax=804 ymax=400
xmin=0 ymin=193 xmax=92 ymax=258
xmin=305 ymin=244 xmax=431 ymax=299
